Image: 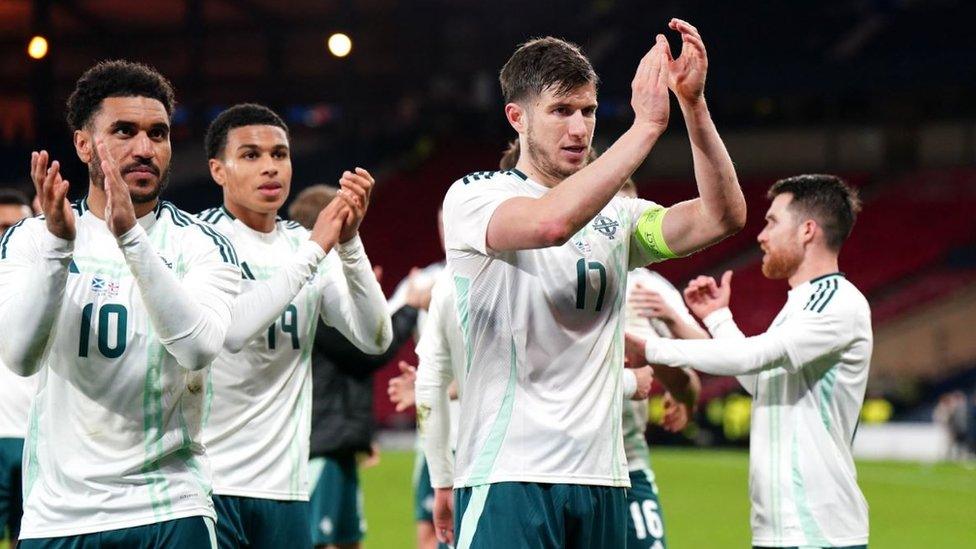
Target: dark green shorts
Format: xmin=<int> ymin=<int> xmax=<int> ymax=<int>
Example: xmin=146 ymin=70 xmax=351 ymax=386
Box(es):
xmin=626 ymin=468 xmax=667 ymax=549
xmin=212 ymin=494 xmax=309 ymax=549
xmin=0 ymin=437 xmax=24 ymax=542
xmin=413 ymin=453 xmax=435 ymax=523
xmin=454 ymin=482 xmax=626 ymax=549
xmin=18 ymin=516 xmax=215 ymax=548
xmin=308 ymin=455 xmax=365 ymax=545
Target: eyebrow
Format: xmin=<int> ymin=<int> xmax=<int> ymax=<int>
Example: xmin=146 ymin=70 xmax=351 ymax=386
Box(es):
xmin=235 ymin=143 xmax=289 ymax=151
xmin=109 ymin=120 xmax=170 ymax=132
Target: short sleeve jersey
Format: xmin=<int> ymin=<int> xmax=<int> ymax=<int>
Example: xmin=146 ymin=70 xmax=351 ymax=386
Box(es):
xmin=0 ymin=200 xmax=240 ymax=539
xmin=442 ymin=168 xmax=669 ymax=488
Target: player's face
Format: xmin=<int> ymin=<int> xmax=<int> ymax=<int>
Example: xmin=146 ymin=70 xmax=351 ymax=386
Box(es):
xmin=757 ymin=193 xmax=804 ymax=280
xmin=79 ymin=96 xmax=172 ymax=204
xmin=0 ymin=204 xmax=31 ymax=235
xmin=214 ymin=125 xmax=292 ymax=215
xmin=524 ymin=83 xmax=597 ymax=181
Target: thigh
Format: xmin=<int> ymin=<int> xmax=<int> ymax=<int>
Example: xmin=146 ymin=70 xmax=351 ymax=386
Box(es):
xmin=455 ymin=483 xmax=561 ymax=549
xmin=240 ymin=497 xmax=311 ymax=549
xmin=625 ymin=469 xmax=667 ymax=549
xmin=0 ymin=438 xmax=24 ymax=538
xmin=212 ymin=495 xmax=246 ymax=549
xmin=309 ymin=456 xmax=364 ymax=546
xmin=413 ymin=454 xmax=435 ymax=523
xmin=565 ymin=485 xmax=626 ymax=549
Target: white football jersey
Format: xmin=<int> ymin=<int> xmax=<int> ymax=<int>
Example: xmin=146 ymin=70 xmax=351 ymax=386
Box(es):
xmin=442 ymin=168 xmax=669 ymax=488
xmin=622 ymin=269 xmax=696 ymax=472
xmin=0 ymin=361 xmax=37 ymax=438
xmin=200 ymin=207 xmax=389 ymax=501
xmin=0 ymin=200 xmax=240 ymax=538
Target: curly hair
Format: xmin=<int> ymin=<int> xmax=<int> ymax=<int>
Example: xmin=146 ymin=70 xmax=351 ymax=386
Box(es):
xmin=205 ymin=103 xmax=289 ymax=160
xmin=66 ymin=60 xmax=176 ymax=131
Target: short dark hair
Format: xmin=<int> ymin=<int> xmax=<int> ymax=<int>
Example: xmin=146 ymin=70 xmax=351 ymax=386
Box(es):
xmin=0 ymin=188 xmax=30 ymax=208
xmin=205 ymin=103 xmax=289 ymax=160
xmin=287 ymin=185 xmax=338 ymax=230
xmin=499 ymin=37 xmax=598 ymax=104
xmin=768 ymin=174 xmax=862 ymax=250
xmin=66 ymin=60 xmax=176 ymax=131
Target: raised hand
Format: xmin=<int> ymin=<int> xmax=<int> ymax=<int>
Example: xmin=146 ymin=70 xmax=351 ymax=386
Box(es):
xmin=630 ymin=283 xmax=681 ymax=325
xmin=630 ymin=34 xmax=671 ymax=133
xmin=624 ymin=332 xmax=650 ymax=370
xmin=308 ymin=194 xmax=350 ymax=252
xmin=387 ymin=360 xmax=417 ymax=412
xmin=30 ymin=150 xmax=75 ymax=240
xmin=336 ymin=167 xmax=375 ymax=243
xmin=682 ymin=270 xmax=732 ymax=320
xmin=96 ymin=141 xmax=137 ymax=237
xmin=433 ymin=487 xmax=455 ymax=545
xmin=665 ymin=18 xmax=708 ymax=104
xmin=404 ymin=268 xmax=434 ymax=311
xmin=661 ymin=391 xmax=690 ymax=432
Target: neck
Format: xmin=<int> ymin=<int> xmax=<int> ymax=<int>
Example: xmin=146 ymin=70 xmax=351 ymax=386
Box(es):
xmin=86 ymin=180 xmax=157 ymax=220
xmin=224 ymin=200 xmax=277 ymax=233
xmin=787 ymin=249 xmax=840 ymax=288
xmin=514 ymin=154 xmax=562 ymax=189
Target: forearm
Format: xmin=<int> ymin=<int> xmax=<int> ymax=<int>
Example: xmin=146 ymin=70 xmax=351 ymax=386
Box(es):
xmin=119 ymin=225 xmax=232 ymax=370
xmin=701 ymin=307 xmax=755 ymax=394
xmin=667 ymin=318 xmax=710 ymax=340
xmin=415 ymin=359 xmax=454 ymax=488
xmin=652 ymin=363 xmax=698 ymax=407
xmin=324 ymin=306 xmax=419 ymax=375
xmin=680 ymin=99 xmax=745 ymax=230
xmin=0 ymin=232 xmax=71 ymax=375
xmin=224 ymin=240 xmax=325 ymax=353
xmin=327 ymin=235 xmax=393 ymax=354
xmin=646 ymin=330 xmax=791 ymax=376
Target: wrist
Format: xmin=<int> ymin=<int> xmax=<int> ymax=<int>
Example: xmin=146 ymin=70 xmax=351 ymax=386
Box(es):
xmin=337 ymin=233 xmax=364 ymax=256
xmin=629 ymin=120 xmax=666 ymax=141
xmin=702 ymin=307 xmax=733 ymax=332
xmin=678 ymin=96 xmax=709 ymax=118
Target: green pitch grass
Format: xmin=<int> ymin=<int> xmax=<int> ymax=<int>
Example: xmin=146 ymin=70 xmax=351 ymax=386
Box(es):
xmin=361 ymin=448 xmax=976 ymax=548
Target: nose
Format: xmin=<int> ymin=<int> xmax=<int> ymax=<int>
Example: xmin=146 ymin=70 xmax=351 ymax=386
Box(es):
xmin=132 ymin=132 xmax=155 ymax=159
xmin=568 ymin=111 xmax=588 ymax=138
xmin=261 ymin=155 xmax=278 ymax=177
xmin=757 ymin=229 xmax=767 ymax=244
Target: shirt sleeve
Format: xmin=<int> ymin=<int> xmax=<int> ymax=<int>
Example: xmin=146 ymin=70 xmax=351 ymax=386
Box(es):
xmin=415 ymin=277 xmax=457 ymax=489
xmin=645 ymin=308 xmax=851 ymax=376
xmin=0 ymin=220 xmax=73 ymax=376
xmin=120 ymin=223 xmax=240 ymax=371
xmin=317 ymin=235 xmax=393 ymax=355
xmin=702 ymin=307 xmax=756 ymax=395
xmin=222 ymin=240 xmax=326 ymax=353
xmin=442 ymin=177 xmax=519 ymax=256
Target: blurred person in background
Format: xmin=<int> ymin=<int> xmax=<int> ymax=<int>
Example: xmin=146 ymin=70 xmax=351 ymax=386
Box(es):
xmin=0 ymin=188 xmax=37 ymax=545
xmin=934 ymin=391 xmax=972 ymax=461
xmin=288 ymin=185 xmax=430 ymax=549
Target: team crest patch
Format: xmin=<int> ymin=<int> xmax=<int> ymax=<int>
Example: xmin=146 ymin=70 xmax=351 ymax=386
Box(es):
xmin=592 ymin=215 xmax=619 ymax=239
xmin=91 ymin=275 xmax=119 ymax=297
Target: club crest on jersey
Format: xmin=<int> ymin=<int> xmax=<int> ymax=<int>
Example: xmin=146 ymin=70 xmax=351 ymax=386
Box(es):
xmin=592 ymin=215 xmax=619 ymax=240
xmin=91 ymin=275 xmax=119 ymax=297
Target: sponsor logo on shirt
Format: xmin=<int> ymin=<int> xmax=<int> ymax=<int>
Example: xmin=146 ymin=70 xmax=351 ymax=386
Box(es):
xmin=91 ymin=275 xmax=119 ymax=297
xmin=159 ymin=255 xmax=173 ymax=269
xmin=573 ymin=238 xmax=592 ymax=256
xmin=592 ymin=215 xmax=619 ymax=240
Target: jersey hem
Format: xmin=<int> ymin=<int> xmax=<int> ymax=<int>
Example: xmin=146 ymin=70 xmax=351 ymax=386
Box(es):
xmin=19 ymin=506 xmax=215 ymax=539
xmin=212 ymin=486 xmax=309 ymax=501
xmin=751 ymin=534 xmax=869 ymax=546
xmin=454 ymin=473 xmax=630 ymax=489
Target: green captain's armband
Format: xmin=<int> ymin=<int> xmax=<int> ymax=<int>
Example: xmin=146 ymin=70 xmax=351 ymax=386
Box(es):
xmin=633 ymin=206 xmax=678 ymax=261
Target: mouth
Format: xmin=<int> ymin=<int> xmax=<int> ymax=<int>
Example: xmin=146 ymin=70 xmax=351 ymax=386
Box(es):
xmin=121 ymin=166 xmax=160 ymax=179
xmin=258 ymin=182 xmax=284 ymax=197
xmin=560 ymin=145 xmax=587 ymax=161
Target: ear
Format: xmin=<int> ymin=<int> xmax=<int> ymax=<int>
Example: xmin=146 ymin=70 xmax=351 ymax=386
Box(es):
xmin=798 ymin=219 xmax=818 ymax=245
xmin=504 ymin=102 xmax=527 ymax=134
xmin=74 ymin=129 xmax=92 ymax=163
xmin=208 ymin=158 xmax=226 ymax=187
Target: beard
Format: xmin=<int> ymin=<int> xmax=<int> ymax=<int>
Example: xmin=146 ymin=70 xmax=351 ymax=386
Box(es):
xmin=525 ymin=128 xmax=587 ymax=182
xmin=761 ymin=242 xmax=803 ymax=280
xmin=89 ymin=148 xmax=169 ymax=204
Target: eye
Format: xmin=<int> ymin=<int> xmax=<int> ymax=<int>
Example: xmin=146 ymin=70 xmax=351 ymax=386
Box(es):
xmin=242 ymin=151 xmax=258 ymax=160
xmin=113 ymin=126 xmax=135 ymax=137
xmin=148 ymin=127 xmax=168 ymax=140
xmin=582 ymin=107 xmax=597 ymax=117
xmin=273 ymin=150 xmax=289 ymax=160
xmin=553 ymin=106 xmax=570 ymax=116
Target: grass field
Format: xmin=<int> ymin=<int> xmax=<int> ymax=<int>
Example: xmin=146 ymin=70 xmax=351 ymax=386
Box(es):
xmin=361 ymin=449 xmax=976 ymax=548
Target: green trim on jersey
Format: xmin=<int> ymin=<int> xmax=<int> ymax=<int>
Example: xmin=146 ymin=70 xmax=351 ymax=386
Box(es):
xmin=162 ymin=203 xmax=240 ymax=266
xmin=818 ymin=367 xmax=839 ymax=431
xmin=791 ymin=428 xmax=829 ymax=546
xmin=0 ymin=218 xmax=28 ymax=260
xmin=633 ymin=207 xmax=677 ymax=262
xmin=769 ymin=372 xmax=783 ymax=541
xmin=453 ymin=275 xmax=473 ymax=374
xmin=142 ymin=339 xmax=174 ymax=517
xmin=24 ymin=404 xmax=40 ymax=499
xmin=467 ymin=338 xmax=518 ymax=485
xmin=608 ymin=237 xmax=629 ymax=483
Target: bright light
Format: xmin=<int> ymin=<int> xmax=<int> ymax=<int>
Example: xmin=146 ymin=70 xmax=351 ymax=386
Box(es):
xmin=27 ymin=35 xmax=49 ymax=60
xmin=327 ymin=33 xmax=352 ymax=58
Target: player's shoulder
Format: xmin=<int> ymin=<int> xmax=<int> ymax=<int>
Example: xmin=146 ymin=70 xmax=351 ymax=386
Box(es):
xmin=158 ymin=201 xmax=240 ymax=265
xmin=800 ymin=273 xmax=867 ymax=316
xmin=275 ymin=216 xmax=308 ymax=236
xmin=195 ymin=205 xmax=235 ymax=231
xmin=448 ymin=169 xmax=524 ymax=194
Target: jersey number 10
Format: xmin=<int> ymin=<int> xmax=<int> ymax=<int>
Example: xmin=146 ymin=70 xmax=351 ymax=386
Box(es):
xmin=78 ymin=303 xmax=128 ymax=358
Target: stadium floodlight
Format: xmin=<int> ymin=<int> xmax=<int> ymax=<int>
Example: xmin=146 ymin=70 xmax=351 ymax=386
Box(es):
xmin=327 ymin=33 xmax=352 ymax=58
xmin=27 ymin=35 xmax=49 ymax=60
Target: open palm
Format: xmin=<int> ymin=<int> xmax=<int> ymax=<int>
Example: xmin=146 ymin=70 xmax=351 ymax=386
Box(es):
xmin=666 ymin=18 xmax=708 ymax=103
